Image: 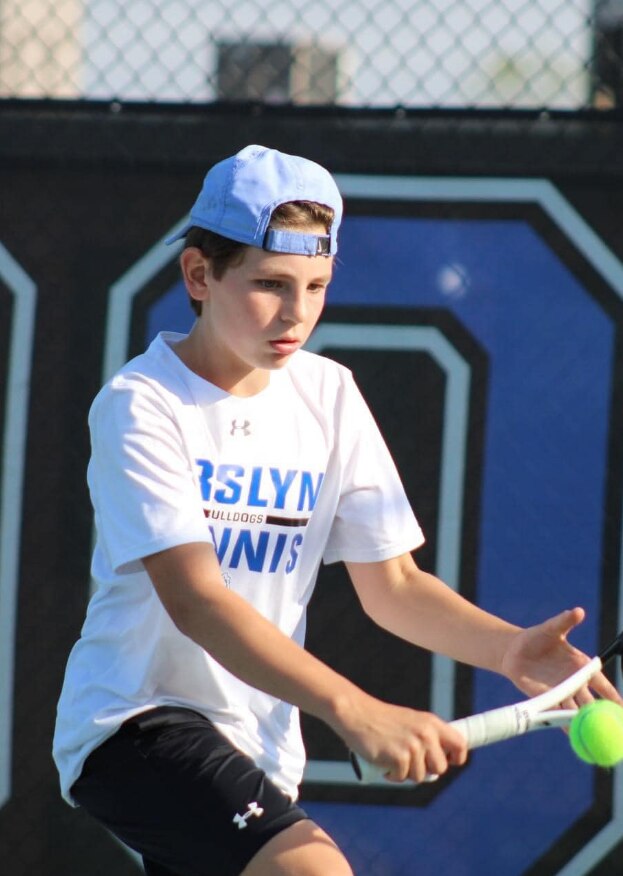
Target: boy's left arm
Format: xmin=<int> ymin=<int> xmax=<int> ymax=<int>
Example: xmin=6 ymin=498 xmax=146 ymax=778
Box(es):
xmin=346 ymin=552 xmax=622 ymax=706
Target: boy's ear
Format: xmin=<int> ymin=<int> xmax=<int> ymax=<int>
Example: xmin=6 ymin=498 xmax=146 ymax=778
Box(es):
xmin=180 ymin=247 xmax=210 ymax=304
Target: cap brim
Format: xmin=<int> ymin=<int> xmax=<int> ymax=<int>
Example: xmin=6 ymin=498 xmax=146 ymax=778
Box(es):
xmin=164 ymin=222 xmax=192 ymax=245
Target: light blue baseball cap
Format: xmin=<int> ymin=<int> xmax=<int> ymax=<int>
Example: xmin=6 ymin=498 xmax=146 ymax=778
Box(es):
xmin=166 ymin=144 xmax=343 ymax=255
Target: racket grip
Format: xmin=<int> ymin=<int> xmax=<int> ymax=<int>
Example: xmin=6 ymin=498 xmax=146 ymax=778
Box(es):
xmin=453 ymin=705 xmax=529 ymax=749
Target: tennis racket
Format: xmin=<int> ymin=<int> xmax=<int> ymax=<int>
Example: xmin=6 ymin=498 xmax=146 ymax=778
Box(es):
xmin=351 ymin=629 xmax=623 ymax=784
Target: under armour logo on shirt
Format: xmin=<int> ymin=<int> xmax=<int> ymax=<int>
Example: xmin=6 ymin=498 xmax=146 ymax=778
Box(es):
xmin=233 ymin=801 xmax=264 ymax=829
xmin=230 ymin=419 xmax=251 ymax=436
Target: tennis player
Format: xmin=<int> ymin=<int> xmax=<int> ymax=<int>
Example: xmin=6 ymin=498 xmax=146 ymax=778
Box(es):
xmin=53 ymin=144 xmax=620 ymax=876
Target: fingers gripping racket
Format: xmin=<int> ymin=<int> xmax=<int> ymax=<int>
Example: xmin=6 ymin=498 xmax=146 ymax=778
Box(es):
xmin=352 ymin=630 xmax=623 ymax=784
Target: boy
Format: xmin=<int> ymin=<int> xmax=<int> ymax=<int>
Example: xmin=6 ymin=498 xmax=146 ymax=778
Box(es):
xmin=53 ymin=145 xmax=620 ymax=876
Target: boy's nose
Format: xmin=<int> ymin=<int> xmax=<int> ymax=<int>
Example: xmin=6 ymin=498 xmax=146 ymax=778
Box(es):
xmin=281 ymin=289 xmax=307 ymax=323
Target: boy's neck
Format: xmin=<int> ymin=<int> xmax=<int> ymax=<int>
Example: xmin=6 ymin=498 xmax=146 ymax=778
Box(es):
xmin=173 ymin=330 xmax=271 ymax=397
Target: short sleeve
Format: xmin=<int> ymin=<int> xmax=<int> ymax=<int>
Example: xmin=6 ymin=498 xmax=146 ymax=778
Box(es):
xmin=88 ymin=380 xmax=213 ymax=573
xmin=322 ymin=372 xmax=424 ymax=564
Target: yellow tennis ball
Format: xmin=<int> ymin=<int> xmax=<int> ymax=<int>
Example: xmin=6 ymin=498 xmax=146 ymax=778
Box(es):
xmin=569 ymin=701 xmax=623 ymax=767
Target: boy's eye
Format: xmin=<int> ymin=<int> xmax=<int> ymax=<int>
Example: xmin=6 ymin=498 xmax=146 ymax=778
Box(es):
xmin=257 ymin=279 xmax=281 ymax=290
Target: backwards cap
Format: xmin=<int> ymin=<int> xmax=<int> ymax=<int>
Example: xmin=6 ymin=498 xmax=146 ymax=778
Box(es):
xmin=166 ymin=144 xmax=343 ymax=256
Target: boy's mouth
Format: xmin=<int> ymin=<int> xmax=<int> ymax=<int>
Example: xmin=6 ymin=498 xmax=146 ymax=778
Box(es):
xmin=269 ymin=337 xmax=300 ymax=354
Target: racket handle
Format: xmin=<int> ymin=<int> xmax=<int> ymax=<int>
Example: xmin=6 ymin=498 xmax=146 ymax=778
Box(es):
xmin=452 ymin=705 xmax=530 ymax=749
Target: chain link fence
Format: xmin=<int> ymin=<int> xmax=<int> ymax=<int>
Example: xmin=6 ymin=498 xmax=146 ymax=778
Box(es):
xmin=2 ymin=0 xmax=623 ymax=109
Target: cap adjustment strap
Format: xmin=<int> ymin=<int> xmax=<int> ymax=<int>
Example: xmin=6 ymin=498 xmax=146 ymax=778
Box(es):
xmin=263 ymin=228 xmax=333 ymax=256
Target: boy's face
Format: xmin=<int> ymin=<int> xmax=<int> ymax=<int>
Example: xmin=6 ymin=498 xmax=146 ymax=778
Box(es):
xmin=181 ymin=233 xmax=333 ymax=394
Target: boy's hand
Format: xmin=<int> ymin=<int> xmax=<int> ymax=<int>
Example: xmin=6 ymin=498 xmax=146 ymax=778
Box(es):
xmin=501 ymin=607 xmax=623 ymax=709
xmin=334 ymin=695 xmax=468 ymax=783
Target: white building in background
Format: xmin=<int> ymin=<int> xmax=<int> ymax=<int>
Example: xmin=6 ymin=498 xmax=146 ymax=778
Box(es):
xmin=0 ymin=0 xmax=617 ymax=108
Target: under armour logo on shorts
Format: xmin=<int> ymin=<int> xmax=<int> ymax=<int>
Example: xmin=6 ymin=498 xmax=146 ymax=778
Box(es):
xmin=230 ymin=419 xmax=251 ymax=436
xmin=233 ymin=801 xmax=264 ymax=829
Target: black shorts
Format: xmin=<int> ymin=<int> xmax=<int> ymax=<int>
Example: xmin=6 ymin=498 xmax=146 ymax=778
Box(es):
xmin=71 ymin=706 xmax=308 ymax=876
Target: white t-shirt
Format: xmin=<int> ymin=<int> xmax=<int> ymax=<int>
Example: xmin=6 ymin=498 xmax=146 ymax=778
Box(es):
xmin=53 ymin=331 xmax=424 ymax=804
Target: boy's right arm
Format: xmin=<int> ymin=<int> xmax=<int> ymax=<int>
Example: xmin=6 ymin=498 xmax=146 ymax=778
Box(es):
xmin=142 ymin=541 xmax=467 ymax=783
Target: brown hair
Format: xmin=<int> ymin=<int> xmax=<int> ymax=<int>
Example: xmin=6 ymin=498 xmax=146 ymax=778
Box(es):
xmin=183 ymin=200 xmax=335 ymax=316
